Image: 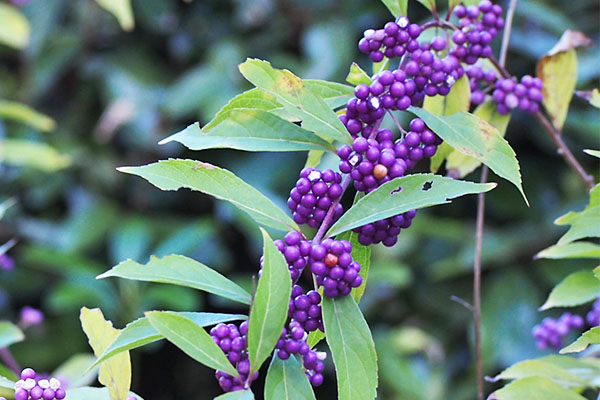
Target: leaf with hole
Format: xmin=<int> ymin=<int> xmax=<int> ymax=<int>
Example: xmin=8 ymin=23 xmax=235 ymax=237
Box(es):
xmin=410 ymin=107 xmax=525 ymax=203
xmin=326 ymin=174 xmax=495 ymax=237
xmin=118 ymin=159 xmax=299 ymax=232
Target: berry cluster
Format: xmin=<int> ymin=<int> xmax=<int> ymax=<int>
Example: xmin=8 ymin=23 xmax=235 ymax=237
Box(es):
xmin=309 ymin=238 xmax=362 ymax=298
xmin=267 ymin=232 xmax=311 ymax=282
xmin=275 ymin=321 xmax=325 ymax=387
xmin=466 ymin=63 xmax=498 ymax=105
xmin=492 ymin=75 xmax=543 ymax=114
xmin=358 ymin=16 xmax=421 ymax=62
xmin=288 ymin=285 xmax=323 ymax=333
xmin=14 ymin=368 xmax=65 ymax=400
xmin=354 ymin=209 xmax=417 ymax=247
xmin=586 ymin=297 xmax=600 ymax=327
xmin=288 ymin=168 xmax=343 ymax=229
xmin=210 ymin=321 xmax=258 ymax=393
xmin=532 ymin=313 xmax=584 ymax=349
xmin=451 ymin=1 xmax=505 ymax=64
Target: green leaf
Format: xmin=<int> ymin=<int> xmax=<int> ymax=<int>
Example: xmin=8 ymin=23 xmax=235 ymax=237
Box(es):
xmin=491 ymin=376 xmax=587 ymax=400
xmin=535 ymin=241 xmax=600 ymax=260
xmin=448 ymin=0 xmax=461 ymax=10
xmin=583 ymin=149 xmax=600 ymax=158
xmin=422 ymin=75 xmax=471 ymax=173
xmin=303 ymin=80 xmax=354 ymax=109
xmin=536 ymin=30 xmax=593 ymax=130
xmin=555 ymin=185 xmax=600 ymax=245
xmin=117 ymin=159 xmax=299 ymax=232
xmin=0 ymin=321 xmax=23 ymax=348
xmin=595 ymin=266 xmax=600 ymax=280
xmin=372 ymin=57 xmax=390 ymax=76
xmin=264 ymin=356 xmax=316 ymax=400
xmin=91 ymin=313 xmax=246 ymax=370
xmin=540 ymin=270 xmax=600 ymax=310
xmin=575 ymin=89 xmax=600 ymax=109
xmin=98 ymin=254 xmax=252 ymax=304
xmin=53 ymin=354 xmax=98 ymax=389
xmin=63 ymin=387 xmax=143 ymax=400
xmin=0 ymin=375 xmax=14 ymax=390
xmin=0 ymin=3 xmax=29 ymax=49
xmin=414 ymin=0 xmax=436 ymax=12
xmin=423 ymin=75 xmax=471 ymax=117
xmin=145 ymin=311 xmax=239 ymax=377
xmin=409 ymin=107 xmax=526 ymax=203
xmin=248 ymin=229 xmax=292 ymax=374
xmin=307 ymin=330 xmax=325 ymax=350
xmin=323 ymin=295 xmax=378 ymax=400
xmin=446 ymin=99 xmax=511 ymax=178
xmin=0 ymin=139 xmax=71 ymax=172
xmin=346 ymin=62 xmax=373 ymax=86
xmin=305 ymin=150 xmax=325 ymax=168
xmin=238 ymin=59 xmax=352 ymax=144
xmin=0 ymin=100 xmax=56 ymax=131
xmin=94 ymin=0 xmax=134 ymax=31
xmin=560 ymin=327 xmax=600 ymax=354
xmin=79 ymin=308 xmax=131 ymax=400
xmin=158 ymin=114 xmax=334 ymax=153
xmin=326 ymin=173 xmax=496 ymax=237
xmin=380 ymin=0 xmax=408 ymax=17
xmin=492 ymin=359 xmax=587 ymax=387
xmin=213 ymin=391 xmax=254 ymax=400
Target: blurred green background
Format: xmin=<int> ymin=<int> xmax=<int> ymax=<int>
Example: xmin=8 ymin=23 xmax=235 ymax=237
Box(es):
xmin=0 ymin=0 xmax=598 ymax=399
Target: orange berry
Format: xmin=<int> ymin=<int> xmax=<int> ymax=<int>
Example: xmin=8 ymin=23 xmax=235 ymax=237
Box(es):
xmin=373 ymin=164 xmax=388 ymax=179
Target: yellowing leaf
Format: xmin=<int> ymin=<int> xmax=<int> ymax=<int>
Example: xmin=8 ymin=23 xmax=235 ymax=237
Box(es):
xmin=0 ymin=100 xmax=56 ymax=132
xmin=80 ymin=307 xmax=131 ymax=400
xmin=0 ymin=3 xmax=30 ymax=49
xmin=94 ymin=0 xmax=134 ymax=31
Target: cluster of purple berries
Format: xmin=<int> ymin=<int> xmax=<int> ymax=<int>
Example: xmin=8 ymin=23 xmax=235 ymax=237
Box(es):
xmin=466 ymin=64 xmax=498 ymax=105
xmin=353 ymin=209 xmax=417 ymax=247
xmin=13 ymin=369 xmax=65 ymax=400
xmin=451 ymin=1 xmax=505 ymax=64
xmin=492 ymin=75 xmax=543 ymax=115
xmin=532 ymin=313 xmax=584 ymax=349
xmin=268 ymin=231 xmax=311 ymax=282
xmin=288 ymin=285 xmax=323 ymax=333
xmin=358 ymin=16 xmax=422 ymax=62
xmin=210 ymin=321 xmax=258 ymax=393
xmin=309 ymin=238 xmax=362 ymax=298
xmin=287 ymin=168 xmax=343 ymax=229
xmin=586 ymin=297 xmax=600 ymax=327
xmin=275 ymin=320 xmax=325 ymax=387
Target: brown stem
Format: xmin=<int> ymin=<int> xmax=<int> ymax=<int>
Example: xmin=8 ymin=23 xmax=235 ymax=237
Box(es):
xmin=534 ymin=112 xmax=595 ymax=190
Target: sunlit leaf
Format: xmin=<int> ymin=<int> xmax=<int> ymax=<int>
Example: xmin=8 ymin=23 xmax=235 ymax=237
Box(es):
xmin=555 ymin=185 xmax=600 ymax=245
xmin=62 ymin=386 xmax=143 ymax=400
xmin=575 ymin=89 xmax=600 ymax=109
xmin=535 ymin=241 xmax=600 ymax=260
xmin=238 ymin=59 xmax=352 ymax=144
xmin=492 ymin=359 xmax=587 ymax=387
xmin=380 ymin=0 xmax=408 ymax=17
xmin=346 ymin=62 xmax=372 ymax=86
xmin=0 ymin=3 xmax=29 ymax=49
xmin=213 ymin=391 xmax=254 ymax=400
xmin=118 ymin=159 xmax=299 ymax=232
xmin=560 ymin=327 xmax=600 ymax=354
xmin=79 ymin=307 xmax=131 ymax=400
xmin=0 ymin=100 xmax=56 ymax=131
xmin=94 ymin=0 xmax=134 ymax=31
xmin=0 ymin=139 xmax=71 ymax=172
xmin=540 ymin=270 xmax=600 ymax=310
xmin=490 ymin=376 xmax=587 ymax=400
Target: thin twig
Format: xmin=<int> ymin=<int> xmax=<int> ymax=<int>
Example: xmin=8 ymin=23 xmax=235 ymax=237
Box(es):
xmin=450 ymin=295 xmax=474 ymax=312
xmin=0 ymin=347 xmax=20 ymax=375
xmin=473 ymin=2 xmax=518 ymax=399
